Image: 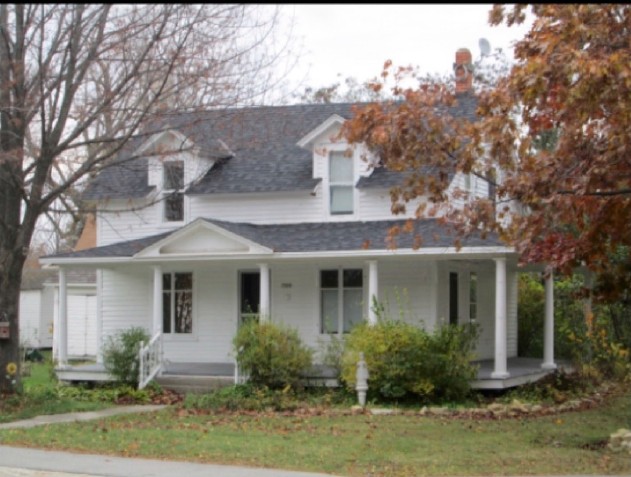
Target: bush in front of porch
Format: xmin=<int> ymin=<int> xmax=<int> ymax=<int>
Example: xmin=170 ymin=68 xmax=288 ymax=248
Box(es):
xmin=233 ymin=320 xmax=313 ymax=390
xmin=340 ymin=320 xmax=479 ymax=403
xmin=102 ymin=327 xmax=150 ymax=386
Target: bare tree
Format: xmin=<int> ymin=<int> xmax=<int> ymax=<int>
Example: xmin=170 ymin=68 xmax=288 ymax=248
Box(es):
xmin=0 ymin=4 xmax=295 ymax=393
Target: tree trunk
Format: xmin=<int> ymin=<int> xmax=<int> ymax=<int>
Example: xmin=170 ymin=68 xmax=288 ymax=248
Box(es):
xmin=0 ymin=248 xmax=26 ymax=393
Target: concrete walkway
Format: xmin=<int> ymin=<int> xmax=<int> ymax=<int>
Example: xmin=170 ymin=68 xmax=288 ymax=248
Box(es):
xmin=0 ymin=405 xmax=167 ymax=430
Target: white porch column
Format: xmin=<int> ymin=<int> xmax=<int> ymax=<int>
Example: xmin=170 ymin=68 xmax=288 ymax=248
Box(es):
xmin=259 ymin=263 xmax=270 ymax=321
xmin=152 ymin=266 xmax=162 ymax=335
xmin=367 ymin=260 xmax=379 ymax=326
xmin=542 ymin=270 xmax=557 ymax=370
xmin=491 ymin=258 xmax=510 ymax=378
xmin=58 ymin=267 xmax=68 ymax=367
xmin=95 ymin=269 xmax=103 ymax=364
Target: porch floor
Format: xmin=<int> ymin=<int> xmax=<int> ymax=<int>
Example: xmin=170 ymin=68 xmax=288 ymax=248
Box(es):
xmin=56 ymin=357 xmax=568 ymax=391
xmin=471 ymin=357 xmax=572 ymax=390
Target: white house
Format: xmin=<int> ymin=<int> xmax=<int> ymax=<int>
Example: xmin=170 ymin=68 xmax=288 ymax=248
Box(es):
xmin=41 ymin=50 xmax=558 ymax=390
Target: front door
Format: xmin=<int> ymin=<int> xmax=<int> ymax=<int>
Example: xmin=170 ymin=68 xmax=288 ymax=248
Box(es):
xmin=239 ymin=271 xmax=260 ymax=325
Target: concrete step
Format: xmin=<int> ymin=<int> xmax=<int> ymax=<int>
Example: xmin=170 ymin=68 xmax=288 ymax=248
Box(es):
xmin=155 ymin=375 xmax=234 ymax=394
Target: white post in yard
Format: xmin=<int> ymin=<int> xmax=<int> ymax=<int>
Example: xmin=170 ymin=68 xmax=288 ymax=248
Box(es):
xmin=367 ymin=260 xmax=379 ymax=326
xmin=58 ymin=267 xmax=68 ymax=368
xmin=542 ymin=269 xmax=557 ymax=370
xmin=152 ymin=266 xmax=162 ymax=335
xmin=355 ymin=352 xmax=369 ymax=407
xmin=259 ymin=263 xmax=270 ymax=321
xmin=491 ymin=258 xmax=510 ymax=379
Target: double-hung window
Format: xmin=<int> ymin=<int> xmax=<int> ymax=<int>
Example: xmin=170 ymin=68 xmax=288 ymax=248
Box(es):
xmin=163 ymin=161 xmax=184 ymax=222
xmin=321 ymin=269 xmax=363 ymax=334
xmin=329 ymin=151 xmax=354 ymax=215
xmin=162 ymin=272 xmax=193 ymax=334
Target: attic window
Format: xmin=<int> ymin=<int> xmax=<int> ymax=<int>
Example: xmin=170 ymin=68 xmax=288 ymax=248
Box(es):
xmin=329 ymin=151 xmax=354 ymax=215
xmin=163 ymin=161 xmax=184 ymax=222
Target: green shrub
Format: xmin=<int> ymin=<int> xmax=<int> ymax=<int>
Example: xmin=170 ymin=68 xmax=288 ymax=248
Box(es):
xmin=55 ymin=383 xmax=151 ymax=403
xmin=184 ymin=384 xmax=352 ymax=412
xmin=233 ymin=320 xmax=313 ymax=389
xmin=518 ymin=273 xmax=545 ymax=357
xmin=340 ymin=320 xmax=478 ymax=403
xmin=102 ymin=327 xmax=150 ymax=386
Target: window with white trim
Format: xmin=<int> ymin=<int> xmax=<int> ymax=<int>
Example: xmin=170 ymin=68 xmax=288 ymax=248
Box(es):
xmin=329 ymin=151 xmax=354 ymax=215
xmin=321 ymin=269 xmax=363 ymax=334
xmin=163 ymin=161 xmax=184 ymax=222
xmin=162 ymin=272 xmax=193 ymax=334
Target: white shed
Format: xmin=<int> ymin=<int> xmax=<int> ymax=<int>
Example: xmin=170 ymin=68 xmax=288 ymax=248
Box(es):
xmin=19 ymin=269 xmax=56 ymax=349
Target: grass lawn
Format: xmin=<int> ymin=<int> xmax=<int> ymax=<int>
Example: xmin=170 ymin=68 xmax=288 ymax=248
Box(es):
xmin=0 ymin=354 xmax=109 ymax=424
xmin=1 ymin=388 xmax=630 ymax=476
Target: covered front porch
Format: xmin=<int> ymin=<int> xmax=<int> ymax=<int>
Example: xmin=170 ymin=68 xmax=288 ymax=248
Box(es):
xmin=46 ymin=218 xmax=560 ymax=392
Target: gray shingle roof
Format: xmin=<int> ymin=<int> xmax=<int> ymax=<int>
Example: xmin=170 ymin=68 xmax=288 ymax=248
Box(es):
xmin=83 ymin=95 xmax=478 ymax=200
xmin=44 ymin=218 xmax=501 ymax=261
xmin=45 ymin=269 xmax=97 ymax=285
xmin=205 ymin=218 xmax=500 ymax=252
xmin=21 ymin=268 xmax=97 ymax=288
xmin=45 ymin=232 xmax=172 ymax=259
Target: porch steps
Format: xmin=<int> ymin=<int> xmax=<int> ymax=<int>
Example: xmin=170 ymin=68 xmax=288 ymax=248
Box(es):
xmin=155 ymin=375 xmax=234 ymax=394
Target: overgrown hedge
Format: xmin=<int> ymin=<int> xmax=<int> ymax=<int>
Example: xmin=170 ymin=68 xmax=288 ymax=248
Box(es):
xmin=340 ymin=320 xmax=479 ymax=403
xmin=233 ymin=320 xmax=313 ymax=389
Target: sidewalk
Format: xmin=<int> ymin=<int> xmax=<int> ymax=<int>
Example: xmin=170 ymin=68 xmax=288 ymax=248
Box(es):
xmin=0 ymin=446 xmax=338 ymax=477
xmin=0 ymin=405 xmax=166 ymax=430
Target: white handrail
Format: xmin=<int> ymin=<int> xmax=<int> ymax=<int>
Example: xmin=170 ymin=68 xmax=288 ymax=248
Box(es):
xmin=138 ymin=332 xmax=163 ymax=390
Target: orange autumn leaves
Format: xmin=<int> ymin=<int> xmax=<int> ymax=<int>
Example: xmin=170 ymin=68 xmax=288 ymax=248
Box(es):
xmin=343 ymin=4 xmax=631 ymax=289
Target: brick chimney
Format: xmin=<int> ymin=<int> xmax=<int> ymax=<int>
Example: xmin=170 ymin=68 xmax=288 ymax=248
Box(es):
xmin=453 ymin=48 xmax=473 ymax=93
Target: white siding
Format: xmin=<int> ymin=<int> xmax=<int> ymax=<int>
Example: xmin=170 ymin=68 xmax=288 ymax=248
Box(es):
xmin=271 ymin=263 xmax=319 ymax=350
xmin=359 ymin=189 xmax=444 ymax=222
xmin=19 ymin=291 xmax=42 ymax=348
xmin=97 ymin=199 xmax=160 ymax=246
xmin=447 ymin=172 xmax=491 ymax=210
xmin=162 ymin=265 xmax=238 ymax=363
xmin=101 ymin=267 xmax=152 ymax=341
xmin=378 ymin=260 xmax=436 ymax=329
xmin=188 ymin=192 xmax=324 ymax=225
xmin=40 ymin=287 xmax=55 ymax=348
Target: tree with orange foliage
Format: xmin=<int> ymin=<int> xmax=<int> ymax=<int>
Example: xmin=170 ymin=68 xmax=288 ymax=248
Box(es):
xmin=343 ymin=5 xmax=631 ymax=286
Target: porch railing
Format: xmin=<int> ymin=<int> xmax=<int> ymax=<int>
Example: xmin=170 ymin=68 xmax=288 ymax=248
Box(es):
xmin=138 ymin=332 xmax=163 ymax=390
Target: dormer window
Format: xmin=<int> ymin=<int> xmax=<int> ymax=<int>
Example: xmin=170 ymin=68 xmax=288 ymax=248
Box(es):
xmin=163 ymin=161 xmax=184 ymax=222
xmin=329 ymin=151 xmax=354 ymax=215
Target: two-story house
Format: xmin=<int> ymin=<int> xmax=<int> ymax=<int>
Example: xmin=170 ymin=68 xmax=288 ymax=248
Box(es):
xmin=41 ymin=49 xmax=559 ymax=390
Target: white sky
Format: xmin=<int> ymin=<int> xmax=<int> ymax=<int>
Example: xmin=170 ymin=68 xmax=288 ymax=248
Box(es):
xmin=284 ymin=4 xmax=531 ymax=91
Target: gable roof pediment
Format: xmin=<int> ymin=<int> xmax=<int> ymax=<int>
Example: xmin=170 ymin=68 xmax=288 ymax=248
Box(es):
xmin=135 ymin=219 xmax=273 ymax=258
xmin=297 ymin=114 xmax=346 ymax=149
xmin=135 ymin=129 xmax=197 ymax=158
